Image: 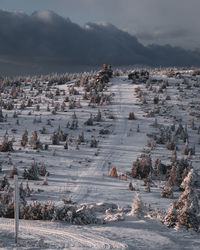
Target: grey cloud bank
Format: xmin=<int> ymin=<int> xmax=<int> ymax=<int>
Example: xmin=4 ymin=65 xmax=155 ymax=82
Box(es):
xmin=0 ymin=9 xmax=200 ymax=76
xmin=1 ymin=0 xmax=200 ymax=49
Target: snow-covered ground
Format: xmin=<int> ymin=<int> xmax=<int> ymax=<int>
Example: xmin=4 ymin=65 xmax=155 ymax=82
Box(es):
xmin=1 ymin=216 xmax=200 ymax=249
xmin=0 ymin=70 xmax=200 ymax=249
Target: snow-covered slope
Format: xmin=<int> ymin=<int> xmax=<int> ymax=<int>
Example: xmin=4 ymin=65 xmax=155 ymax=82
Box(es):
xmin=0 ymin=70 xmax=200 ymax=249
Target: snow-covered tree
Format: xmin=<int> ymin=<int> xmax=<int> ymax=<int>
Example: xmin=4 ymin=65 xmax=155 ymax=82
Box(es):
xmin=161 ymin=181 xmax=174 ymax=199
xmin=163 ymin=202 xmax=178 ymax=227
xmin=163 ymin=169 xmax=200 ymax=231
xmin=23 ymin=161 xmax=39 ymax=180
xmin=129 ymin=193 xmax=147 ymax=218
xmin=21 ymin=129 xmax=28 ymax=147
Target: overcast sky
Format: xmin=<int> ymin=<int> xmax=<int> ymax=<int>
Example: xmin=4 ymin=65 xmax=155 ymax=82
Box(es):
xmin=0 ymin=0 xmax=199 ymax=50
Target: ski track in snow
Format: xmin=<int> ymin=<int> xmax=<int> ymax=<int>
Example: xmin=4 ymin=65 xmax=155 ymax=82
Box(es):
xmin=0 ymin=218 xmax=127 ymax=249
xmin=72 ymin=77 xmax=144 ymax=204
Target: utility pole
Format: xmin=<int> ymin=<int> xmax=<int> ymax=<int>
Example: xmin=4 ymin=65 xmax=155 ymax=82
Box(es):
xmin=14 ymin=175 xmax=19 ymax=244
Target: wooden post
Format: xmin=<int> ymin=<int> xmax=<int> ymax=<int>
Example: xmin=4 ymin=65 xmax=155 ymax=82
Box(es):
xmin=14 ymin=175 xmax=19 ymax=244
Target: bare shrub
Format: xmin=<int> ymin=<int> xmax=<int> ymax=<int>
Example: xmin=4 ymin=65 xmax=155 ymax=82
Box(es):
xmin=23 ymin=161 xmax=39 ymax=180
xmin=128 ymin=112 xmax=135 ymax=120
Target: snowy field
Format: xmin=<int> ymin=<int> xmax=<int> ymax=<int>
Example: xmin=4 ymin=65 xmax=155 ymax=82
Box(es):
xmin=0 ymin=68 xmax=200 ymax=249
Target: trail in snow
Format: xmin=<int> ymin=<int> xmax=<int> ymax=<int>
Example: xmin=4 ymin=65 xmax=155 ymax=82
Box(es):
xmin=72 ymin=77 xmax=148 ymax=205
xmin=0 ymin=218 xmax=127 ymax=249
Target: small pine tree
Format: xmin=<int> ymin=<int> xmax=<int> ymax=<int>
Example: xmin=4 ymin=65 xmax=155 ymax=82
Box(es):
xmin=0 ymin=135 xmax=14 ymax=152
xmin=163 ymin=202 xmax=178 ymax=227
xmin=108 ymin=167 xmax=118 ymax=178
xmin=137 ymin=124 xmax=140 ymax=132
xmin=161 ymin=181 xmax=174 ymax=199
xmin=43 ymin=173 xmax=48 ymax=185
xmin=29 ymin=131 xmax=42 ymax=150
xmin=64 ymin=140 xmax=68 ymax=149
xmin=39 ymin=162 xmax=47 ymax=176
xmin=0 ymin=108 xmax=4 ymax=122
xmin=182 ymin=141 xmax=189 ymax=155
xmin=128 ymin=182 xmax=134 ymax=191
xmin=145 ymin=181 xmax=151 ymax=193
xmin=85 ymin=114 xmax=93 ymax=126
xmin=129 ymin=193 xmax=147 ymax=218
xmin=176 ymin=186 xmax=199 ymax=231
xmin=90 ymin=136 xmax=97 ymax=148
xmin=171 ymin=149 xmax=177 ymax=163
xmin=21 ymin=129 xmax=28 ymax=147
xmin=94 ymin=109 xmax=101 ymax=122
xmin=128 ymin=112 xmax=135 ymax=120
xmin=51 ymin=132 xmax=59 ymax=145
xmin=24 ymin=181 xmax=31 ymax=197
xmin=180 ymin=169 xmax=197 ymax=190
xmin=0 ymin=174 xmax=10 ymax=191
xmin=23 ymin=161 xmax=39 ymax=180
xmin=163 ymin=169 xmax=200 ymax=231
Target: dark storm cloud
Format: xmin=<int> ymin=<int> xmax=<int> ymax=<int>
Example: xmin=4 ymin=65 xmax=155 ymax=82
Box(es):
xmin=1 ymin=0 xmax=200 ymax=49
xmin=0 ymin=9 xmax=200 ymax=76
xmin=0 ymin=9 xmax=147 ymax=65
xmin=135 ymin=28 xmax=189 ymax=42
xmin=132 ymin=27 xmax=197 ymax=49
